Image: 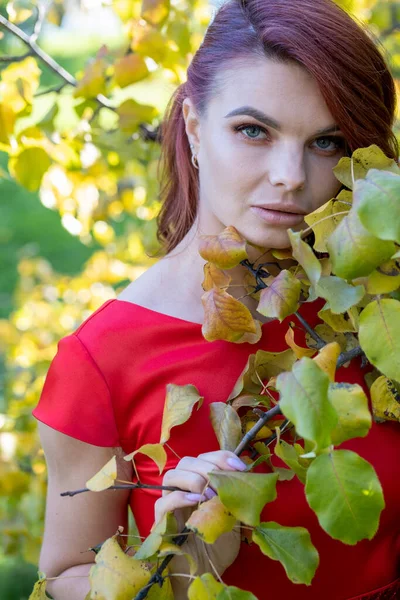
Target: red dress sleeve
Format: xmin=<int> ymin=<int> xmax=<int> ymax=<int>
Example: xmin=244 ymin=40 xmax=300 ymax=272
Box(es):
xmin=32 ymin=333 xmax=120 ymax=447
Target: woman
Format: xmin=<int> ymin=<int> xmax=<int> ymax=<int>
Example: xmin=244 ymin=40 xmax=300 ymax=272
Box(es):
xmin=33 ymin=0 xmax=400 ymax=598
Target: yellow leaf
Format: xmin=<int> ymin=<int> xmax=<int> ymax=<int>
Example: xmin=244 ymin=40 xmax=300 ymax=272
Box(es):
xmin=160 ymin=384 xmax=203 ymax=444
xmin=188 ymin=573 xmax=224 ymax=599
xmin=358 ymin=260 xmax=400 ymax=294
xmin=117 ymin=99 xmax=158 ymax=134
xmin=89 ymin=536 xmax=151 ymax=600
xmin=0 ymin=102 xmax=16 ymax=144
xmin=201 ymin=288 xmax=257 ymax=343
xmin=210 ymin=402 xmax=242 ymax=452
xmin=158 ymin=542 xmax=198 ymax=576
xmin=28 ymin=580 xmax=47 ymax=600
xmin=147 ymin=575 xmax=174 ymax=599
xmin=318 ymin=306 xmax=358 ymax=333
xmin=0 ymin=57 xmax=41 ymax=115
xmin=244 ymin=420 xmax=273 ymax=441
xmin=304 ymin=192 xmax=351 ymax=253
xmin=198 ymin=226 xmax=248 ymax=269
xmin=7 ymin=0 xmax=33 ymax=23
xmin=141 ymin=0 xmax=170 ymax=26
xmin=202 ymin=262 xmax=231 ymax=291
xmin=124 ymin=443 xmax=167 ymax=474
xmin=8 ymin=146 xmax=51 ymax=192
xmin=333 ymin=144 xmax=400 ymax=190
xmin=312 ymin=342 xmax=341 ymax=382
xmin=285 ymin=326 xmax=316 ymax=359
xmin=74 ymin=46 xmax=108 ymax=99
xmin=86 ymin=456 xmax=117 ymax=492
xmin=186 ymin=496 xmax=236 ymax=544
xmin=114 ymin=54 xmax=149 ymax=88
xmin=370 ymin=376 xmax=400 ymax=422
xmin=237 ymin=319 xmax=263 ymax=344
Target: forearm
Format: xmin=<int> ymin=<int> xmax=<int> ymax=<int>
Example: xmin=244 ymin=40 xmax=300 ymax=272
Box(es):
xmin=45 ymin=563 xmax=92 ymax=599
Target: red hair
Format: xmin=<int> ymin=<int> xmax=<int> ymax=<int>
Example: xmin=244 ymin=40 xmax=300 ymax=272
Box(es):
xmin=156 ymin=0 xmax=398 ymax=254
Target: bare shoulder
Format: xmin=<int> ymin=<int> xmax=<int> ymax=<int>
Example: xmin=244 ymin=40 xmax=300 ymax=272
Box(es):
xmin=116 ymin=260 xmax=169 ymax=309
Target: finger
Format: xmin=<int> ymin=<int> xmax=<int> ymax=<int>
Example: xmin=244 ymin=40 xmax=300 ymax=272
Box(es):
xmin=162 ymin=468 xmax=209 ymax=497
xmin=154 ymin=491 xmax=206 ymax=524
xmin=196 ymin=450 xmax=247 ymax=471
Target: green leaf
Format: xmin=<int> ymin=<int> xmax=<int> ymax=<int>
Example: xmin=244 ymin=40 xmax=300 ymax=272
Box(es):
xmin=253 ymin=522 xmax=319 ymax=585
xmin=9 ymin=146 xmax=51 ymax=192
xmin=160 ymin=384 xmax=203 ymax=444
xmin=354 ymin=169 xmax=400 ymax=243
xmin=327 ymin=207 xmax=396 ymax=279
xmin=274 ymin=438 xmax=308 ymax=483
xmin=305 ymin=450 xmax=385 ymax=544
xmin=210 ymin=402 xmax=242 ymax=452
xmin=208 ymin=471 xmax=278 ymax=526
xmin=288 ymin=230 xmax=321 ymax=286
xmin=276 ymin=358 xmax=338 ymax=451
xmin=217 ymin=588 xmax=258 ymax=599
xmin=257 ymin=269 xmax=301 ymax=321
xmin=358 ymin=299 xmax=400 ymax=382
xmin=328 ymin=383 xmax=372 ymax=445
xmin=188 ymin=573 xmax=224 ymax=599
xmin=333 ymin=144 xmax=400 ymax=190
xmin=315 ymin=276 xmax=364 ymax=314
xmin=117 ymin=99 xmax=158 ymax=134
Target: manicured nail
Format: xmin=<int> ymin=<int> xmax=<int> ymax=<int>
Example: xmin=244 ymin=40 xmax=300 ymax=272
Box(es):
xmin=226 ymin=457 xmax=247 ymax=471
xmin=204 ymin=487 xmax=217 ymax=500
xmin=185 ymin=493 xmax=206 ymax=502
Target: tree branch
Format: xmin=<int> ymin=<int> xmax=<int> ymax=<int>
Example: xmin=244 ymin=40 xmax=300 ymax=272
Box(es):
xmin=0 ymin=13 xmax=115 ymax=111
xmin=60 ymin=482 xmax=187 ymax=497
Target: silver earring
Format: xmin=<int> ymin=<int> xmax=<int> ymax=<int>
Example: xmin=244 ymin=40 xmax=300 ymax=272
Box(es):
xmin=190 ymin=143 xmax=199 ymax=170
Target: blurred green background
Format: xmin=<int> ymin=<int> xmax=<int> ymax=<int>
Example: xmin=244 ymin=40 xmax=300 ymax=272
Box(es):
xmin=0 ymin=0 xmax=399 ymax=597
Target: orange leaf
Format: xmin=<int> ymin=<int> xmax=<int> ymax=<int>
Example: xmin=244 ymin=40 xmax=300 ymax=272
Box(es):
xmin=198 ymin=226 xmax=248 ymax=269
xmin=313 ymin=342 xmax=341 ymax=382
xmin=202 ymin=262 xmax=231 ymax=291
xmin=285 ymin=326 xmax=316 ymax=360
xmin=201 ymin=288 xmax=257 ymax=343
xmin=114 ymin=54 xmax=149 ymax=88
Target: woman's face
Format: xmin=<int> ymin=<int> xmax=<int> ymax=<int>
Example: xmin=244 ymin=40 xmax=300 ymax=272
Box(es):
xmin=183 ymin=57 xmax=347 ymax=249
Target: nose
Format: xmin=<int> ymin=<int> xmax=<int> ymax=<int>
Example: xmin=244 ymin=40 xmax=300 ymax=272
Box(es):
xmin=267 ymin=145 xmax=306 ymax=192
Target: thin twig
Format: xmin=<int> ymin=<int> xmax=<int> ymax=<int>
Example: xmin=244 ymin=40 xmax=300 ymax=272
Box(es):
xmin=294 ymin=311 xmax=325 ymax=348
xmin=337 ymin=345 xmax=364 ymax=369
xmin=60 ymin=482 xmax=186 ymax=497
xmin=0 ymin=13 xmax=115 ymax=111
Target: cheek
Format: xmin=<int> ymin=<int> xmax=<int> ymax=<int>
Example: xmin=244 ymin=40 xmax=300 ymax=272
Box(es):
xmin=309 ymin=160 xmax=343 ymax=209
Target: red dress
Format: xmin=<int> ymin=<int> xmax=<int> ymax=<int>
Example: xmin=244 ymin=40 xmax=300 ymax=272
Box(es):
xmin=33 ymin=298 xmax=400 ymax=599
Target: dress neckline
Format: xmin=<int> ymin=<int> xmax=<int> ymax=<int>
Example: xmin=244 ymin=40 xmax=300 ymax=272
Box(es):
xmin=112 ymin=297 xmax=275 ymax=329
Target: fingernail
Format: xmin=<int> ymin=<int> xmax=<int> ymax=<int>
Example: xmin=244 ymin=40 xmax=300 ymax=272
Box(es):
xmin=185 ymin=493 xmax=206 ymax=502
xmin=204 ymin=487 xmax=217 ymax=500
xmin=226 ymin=457 xmax=247 ymax=471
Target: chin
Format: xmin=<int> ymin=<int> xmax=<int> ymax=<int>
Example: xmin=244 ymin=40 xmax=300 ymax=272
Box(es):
xmin=241 ymin=226 xmax=297 ymax=251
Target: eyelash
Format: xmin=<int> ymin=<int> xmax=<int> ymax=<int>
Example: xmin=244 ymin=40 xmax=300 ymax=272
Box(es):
xmin=233 ymin=123 xmax=346 ymax=153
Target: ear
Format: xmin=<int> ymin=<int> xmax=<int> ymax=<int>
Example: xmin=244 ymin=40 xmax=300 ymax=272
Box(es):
xmin=182 ymin=97 xmax=201 ymax=151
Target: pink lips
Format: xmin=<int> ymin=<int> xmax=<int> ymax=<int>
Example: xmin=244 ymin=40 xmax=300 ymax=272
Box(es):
xmin=250 ymin=205 xmax=306 ymax=226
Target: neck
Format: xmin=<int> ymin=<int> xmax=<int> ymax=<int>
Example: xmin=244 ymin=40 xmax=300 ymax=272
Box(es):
xmin=160 ymin=218 xmax=296 ymax=323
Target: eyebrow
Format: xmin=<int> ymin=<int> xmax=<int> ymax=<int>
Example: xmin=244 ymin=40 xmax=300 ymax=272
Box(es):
xmin=224 ymin=106 xmax=342 ymax=135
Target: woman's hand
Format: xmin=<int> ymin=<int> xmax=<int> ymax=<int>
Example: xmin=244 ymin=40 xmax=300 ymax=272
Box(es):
xmin=154 ymin=450 xmax=247 ymax=598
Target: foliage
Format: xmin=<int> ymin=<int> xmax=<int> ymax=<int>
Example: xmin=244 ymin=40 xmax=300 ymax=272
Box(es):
xmin=29 ymin=145 xmax=400 ymax=598
xmin=0 ymin=0 xmax=400 ymax=598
